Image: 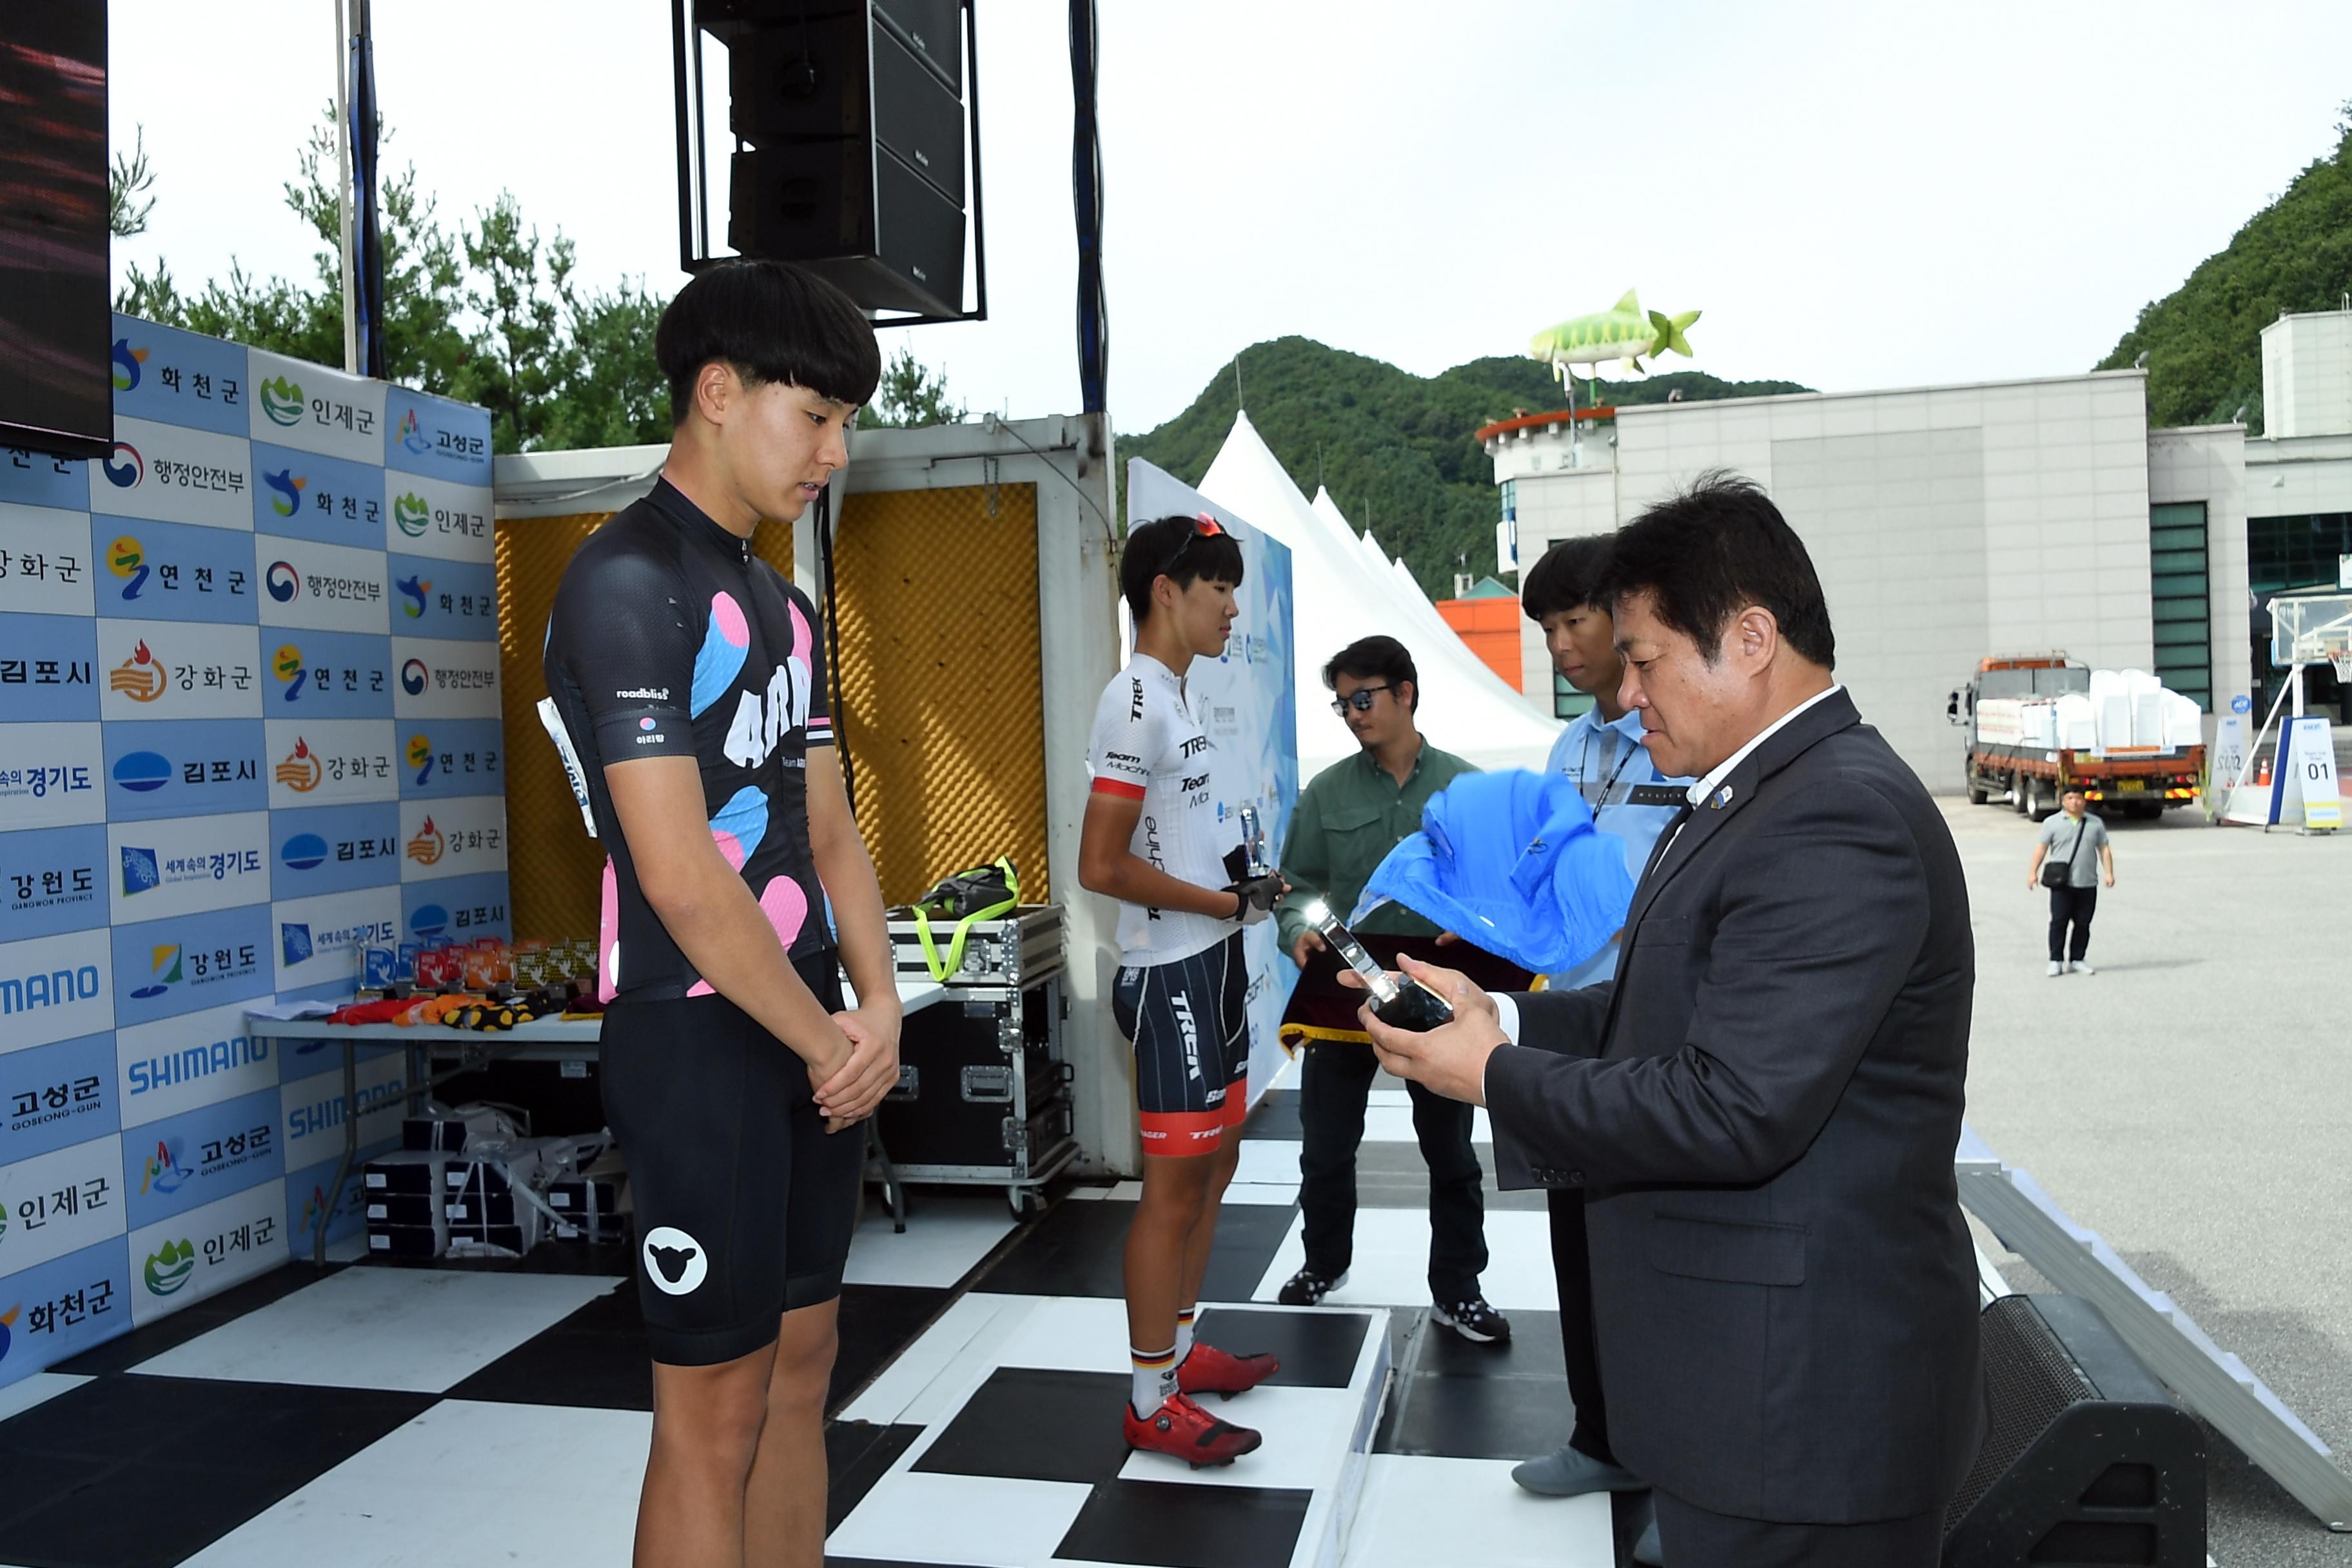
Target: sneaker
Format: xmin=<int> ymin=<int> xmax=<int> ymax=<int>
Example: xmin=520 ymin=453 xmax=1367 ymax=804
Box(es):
xmin=1432 ymin=1295 xmax=1512 ymax=1345
xmin=1509 ymin=1444 xmax=1647 ymax=1497
xmin=2046 ymin=960 xmax=2064 ymax=977
xmin=1277 ymin=1267 xmax=1346 ymax=1307
xmin=2070 ymin=960 xmax=2096 ymax=975
xmin=1179 ymin=1340 xmax=1281 ymax=1399
xmin=1124 ymin=1392 xmax=1262 ymax=1467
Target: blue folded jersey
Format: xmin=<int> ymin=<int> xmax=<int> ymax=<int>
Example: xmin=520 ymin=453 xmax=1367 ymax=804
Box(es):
xmin=1353 ymin=769 xmax=1636 ymax=976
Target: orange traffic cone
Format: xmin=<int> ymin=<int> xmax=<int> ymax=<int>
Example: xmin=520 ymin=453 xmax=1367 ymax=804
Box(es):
xmin=2255 ymin=754 xmax=2271 ymax=787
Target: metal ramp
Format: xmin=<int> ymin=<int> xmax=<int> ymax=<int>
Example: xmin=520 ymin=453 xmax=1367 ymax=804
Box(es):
xmin=1955 ymin=1124 xmax=2352 ymax=1532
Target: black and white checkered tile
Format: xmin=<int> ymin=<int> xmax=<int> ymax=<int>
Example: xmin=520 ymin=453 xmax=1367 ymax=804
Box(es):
xmin=0 ymin=1083 xmax=1614 ymax=1567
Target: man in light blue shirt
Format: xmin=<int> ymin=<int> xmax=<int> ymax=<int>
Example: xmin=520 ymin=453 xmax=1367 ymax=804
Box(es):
xmin=1513 ymin=534 xmax=1689 ymax=1561
xmin=1537 ymin=539 xmax=1690 ymax=988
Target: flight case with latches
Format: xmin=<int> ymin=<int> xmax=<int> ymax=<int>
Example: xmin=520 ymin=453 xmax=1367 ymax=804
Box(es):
xmin=872 ymin=905 xmax=1074 ymax=1219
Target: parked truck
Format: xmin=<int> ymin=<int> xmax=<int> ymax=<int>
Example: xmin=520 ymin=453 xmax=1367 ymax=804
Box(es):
xmin=1947 ymin=653 xmax=2206 ymax=820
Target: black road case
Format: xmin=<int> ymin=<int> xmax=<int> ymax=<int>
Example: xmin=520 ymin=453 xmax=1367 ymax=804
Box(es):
xmin=872 ymin=905 xmax=1075 ymax=1218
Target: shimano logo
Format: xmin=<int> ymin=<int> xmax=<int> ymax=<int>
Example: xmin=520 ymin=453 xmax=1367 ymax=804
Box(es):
xmin=128 ymin=1032 xmax=269 ymax=1094
xmin=1 ymin=965 xmax=103 ymax=1015
xmin=289 ymin=1076 xmax=404 ymax=1140
xmin=615 ymin=687 xmax=670 ymax=700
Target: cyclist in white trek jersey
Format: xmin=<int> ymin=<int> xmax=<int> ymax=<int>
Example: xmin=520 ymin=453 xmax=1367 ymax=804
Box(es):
xmin=1079 ymin=513 xmax=1287 ymax=1469
xmin=1085 ymin=649 xmax=1233 ymax=965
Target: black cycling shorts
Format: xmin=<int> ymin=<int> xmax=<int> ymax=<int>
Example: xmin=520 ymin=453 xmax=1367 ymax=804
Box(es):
xmin=600 ymin=947 xmax=863 ymax=1366
xmin=1113 ymin=932 xmax=1250 ymax=1155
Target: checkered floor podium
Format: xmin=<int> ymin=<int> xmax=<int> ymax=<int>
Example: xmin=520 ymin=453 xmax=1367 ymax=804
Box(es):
xmin=0 ymin=1086 xmax=1620 ymax=1567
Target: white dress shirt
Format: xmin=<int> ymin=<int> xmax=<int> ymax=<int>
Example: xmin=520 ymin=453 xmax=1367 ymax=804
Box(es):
xmin=1490 ymin=683 xmax=1845 ymax=1057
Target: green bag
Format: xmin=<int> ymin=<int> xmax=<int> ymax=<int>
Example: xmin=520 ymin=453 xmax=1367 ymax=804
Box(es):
xmin=908 ymin=858 xmax=1020 ymax=982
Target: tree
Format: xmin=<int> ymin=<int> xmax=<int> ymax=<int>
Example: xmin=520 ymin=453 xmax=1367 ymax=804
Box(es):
xmin=2096 ymin=101 xmax=2352 ymax=431
xmin=463 ymin=193 xmax=582 ymax=453
xmin=108 ymin=126 xmax=156 ymax=239
xmin=111 ymin=109 xmax=671 ymax=454
xmin=860 ymin=344 xmax=967 ymax=427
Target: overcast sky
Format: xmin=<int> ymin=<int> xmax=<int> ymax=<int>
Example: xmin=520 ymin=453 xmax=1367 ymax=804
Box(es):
xmin=108 ymin=1 xmax=2352 ymax=436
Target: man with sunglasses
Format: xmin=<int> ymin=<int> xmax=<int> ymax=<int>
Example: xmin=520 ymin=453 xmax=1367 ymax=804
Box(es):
xmin=1081 ymin=512 xmax=1288 ymax=1467
xmin=1271 ymin=636 xmax=1526 ymax=1342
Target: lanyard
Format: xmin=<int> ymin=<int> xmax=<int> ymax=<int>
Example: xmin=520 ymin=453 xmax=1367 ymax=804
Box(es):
xmin=1578 ymin=724 xmax=1640 ymax=813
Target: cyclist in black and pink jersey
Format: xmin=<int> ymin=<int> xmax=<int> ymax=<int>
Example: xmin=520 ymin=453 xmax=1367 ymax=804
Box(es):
xmin=541 ymin=260 xmax=894 ymax=1567
xmin=1079 ymin=513 xmax=1288 ymax=1467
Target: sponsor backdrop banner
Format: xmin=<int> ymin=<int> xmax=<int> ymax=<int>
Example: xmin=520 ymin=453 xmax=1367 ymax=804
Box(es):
xmin=1123 ymin=462 xmax=1300 ymax=1107
xmin=0 ymin=317 xmax=500 ymax=1386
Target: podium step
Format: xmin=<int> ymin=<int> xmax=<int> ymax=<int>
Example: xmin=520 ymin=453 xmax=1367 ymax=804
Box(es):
xmin=828 ymin=1292 xmax=1390 ymax=1567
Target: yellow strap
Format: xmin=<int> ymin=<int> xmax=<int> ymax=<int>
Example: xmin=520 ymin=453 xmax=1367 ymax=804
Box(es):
xmin=1275 ymin=1021 xmax=1373 ymax=1059
xmin=911 ymin=859 xmax=1022 ymax=982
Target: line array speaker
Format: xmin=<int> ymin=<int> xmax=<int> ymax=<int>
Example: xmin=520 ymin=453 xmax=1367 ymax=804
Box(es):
xmin=701 ymin=0 xmax=972 ymax=318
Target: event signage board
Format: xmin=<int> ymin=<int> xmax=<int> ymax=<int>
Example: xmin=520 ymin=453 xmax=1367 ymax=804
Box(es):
xmin=1 ymin=1033 xmax=122 ymax=1168
xmin=2275 ymin=717 xmax=2341 ymax=832
xmin=1123 ymin=462 xmax=1300 ymax=1110
xmin=0 ymin=317 xmax=500 ymax=1387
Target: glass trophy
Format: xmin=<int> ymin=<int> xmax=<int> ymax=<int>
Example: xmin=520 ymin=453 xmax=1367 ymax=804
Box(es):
xmin=1306 ymin=901 xmax=1454 ymax=1032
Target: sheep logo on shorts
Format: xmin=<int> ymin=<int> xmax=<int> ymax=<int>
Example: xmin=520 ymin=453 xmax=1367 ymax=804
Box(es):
xmin=643 ymin=1226 xmax=709 ymax=1295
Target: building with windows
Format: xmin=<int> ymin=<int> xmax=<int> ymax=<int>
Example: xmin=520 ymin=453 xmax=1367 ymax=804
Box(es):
xmin=2243 ymin=306 xmax=2352 ymax=718
xmin=1482 ymin=368 xmax=2253 ymax=789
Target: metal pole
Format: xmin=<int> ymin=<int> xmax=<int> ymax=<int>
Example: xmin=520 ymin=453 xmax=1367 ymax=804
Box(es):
xmin=315 ymin=1039 xmax=360 ymax=1267
xmin=336 ymin=0 xmax=357 ymax=375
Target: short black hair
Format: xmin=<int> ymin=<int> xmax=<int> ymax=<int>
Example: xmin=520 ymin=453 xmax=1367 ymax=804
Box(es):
xmin=1121 ymin=514 xmax=1246 ymax=626
xmin=656 ymin=260 xmax=882 ymax=426
xmin=1323 ymin=634 xmax=1418 ymax=710
xmin=1520 ymin=535 xmax=1613 ymax=623
xmin=1600 ymin=471 xmax=1836 ymax=667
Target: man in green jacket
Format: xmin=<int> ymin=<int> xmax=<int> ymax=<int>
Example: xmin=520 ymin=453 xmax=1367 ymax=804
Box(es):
xmin=1272 ymin=636 xmax=1528 ymax=1342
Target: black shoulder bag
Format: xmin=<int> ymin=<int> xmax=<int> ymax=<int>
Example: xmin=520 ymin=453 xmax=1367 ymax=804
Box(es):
xmin=2039 ymin=818 xmax=2087 ymax=890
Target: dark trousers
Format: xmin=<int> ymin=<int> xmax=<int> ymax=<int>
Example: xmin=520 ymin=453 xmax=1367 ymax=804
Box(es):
xmin=1297 ymin=1039 xmax=1487 ymax=1301
xmin=1654 ymin=1491 xmax=1945 ymax=1567
xmin=1547 ymin=1187 xmax=1616 ymax=1464
xmin=2048 ymin=883 xmax=2098 ymax=961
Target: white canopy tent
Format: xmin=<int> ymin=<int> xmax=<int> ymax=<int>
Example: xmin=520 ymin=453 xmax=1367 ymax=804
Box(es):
xmin=1197 ymin=411 xmax=1563 ymax=778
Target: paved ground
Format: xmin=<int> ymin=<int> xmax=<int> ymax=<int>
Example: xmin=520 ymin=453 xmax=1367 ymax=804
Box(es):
xmin=1949 ymin=797 xmax=2352 ymax=1565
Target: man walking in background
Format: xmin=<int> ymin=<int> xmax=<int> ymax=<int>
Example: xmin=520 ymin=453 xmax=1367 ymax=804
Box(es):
xmin=2028 ymin=787 xmax=2115 ymax=975
xmin=1271 ymin=636 xmax=1524 ymax=1344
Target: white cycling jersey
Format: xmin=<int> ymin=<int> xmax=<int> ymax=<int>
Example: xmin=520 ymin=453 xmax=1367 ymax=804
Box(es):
xmin=1086 ymin=652 xmax=1235 ymax=966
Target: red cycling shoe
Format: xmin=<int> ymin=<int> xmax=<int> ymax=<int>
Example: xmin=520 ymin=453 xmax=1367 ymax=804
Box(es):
xmin=1124 ymin=1392 xmax=1263 ymax=1468
xmin=1177 ymin=1340 xmax=1281 ymax=1399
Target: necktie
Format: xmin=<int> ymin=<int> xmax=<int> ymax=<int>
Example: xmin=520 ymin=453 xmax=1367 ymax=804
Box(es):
xmin=1641 ymin=801 xmax=1695 ymax=885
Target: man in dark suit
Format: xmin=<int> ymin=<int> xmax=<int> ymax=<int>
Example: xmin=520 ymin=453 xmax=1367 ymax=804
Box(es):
xmin=1364 ymin=473 xmax=1982 ymax=1566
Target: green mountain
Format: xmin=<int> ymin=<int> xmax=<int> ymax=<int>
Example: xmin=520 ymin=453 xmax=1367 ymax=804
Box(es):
xmin=1120 ymin=335 xmax=1808 ymax=599
xmin=2097 ymin=108 xmax=2352 ymax=431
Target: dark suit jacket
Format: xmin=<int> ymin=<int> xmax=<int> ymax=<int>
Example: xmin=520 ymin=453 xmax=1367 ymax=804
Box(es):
xmin=1486 ymin=689 xmax=1981 ymax=1524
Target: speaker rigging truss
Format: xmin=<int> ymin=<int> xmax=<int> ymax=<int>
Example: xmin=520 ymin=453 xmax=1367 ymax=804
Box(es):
xmin=672 ymin=0 xmax=988 ymax=325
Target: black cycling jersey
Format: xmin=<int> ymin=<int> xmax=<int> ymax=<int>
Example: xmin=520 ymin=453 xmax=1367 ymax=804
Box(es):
xmin=543 ymin=476 xmax=834 ymax=1001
